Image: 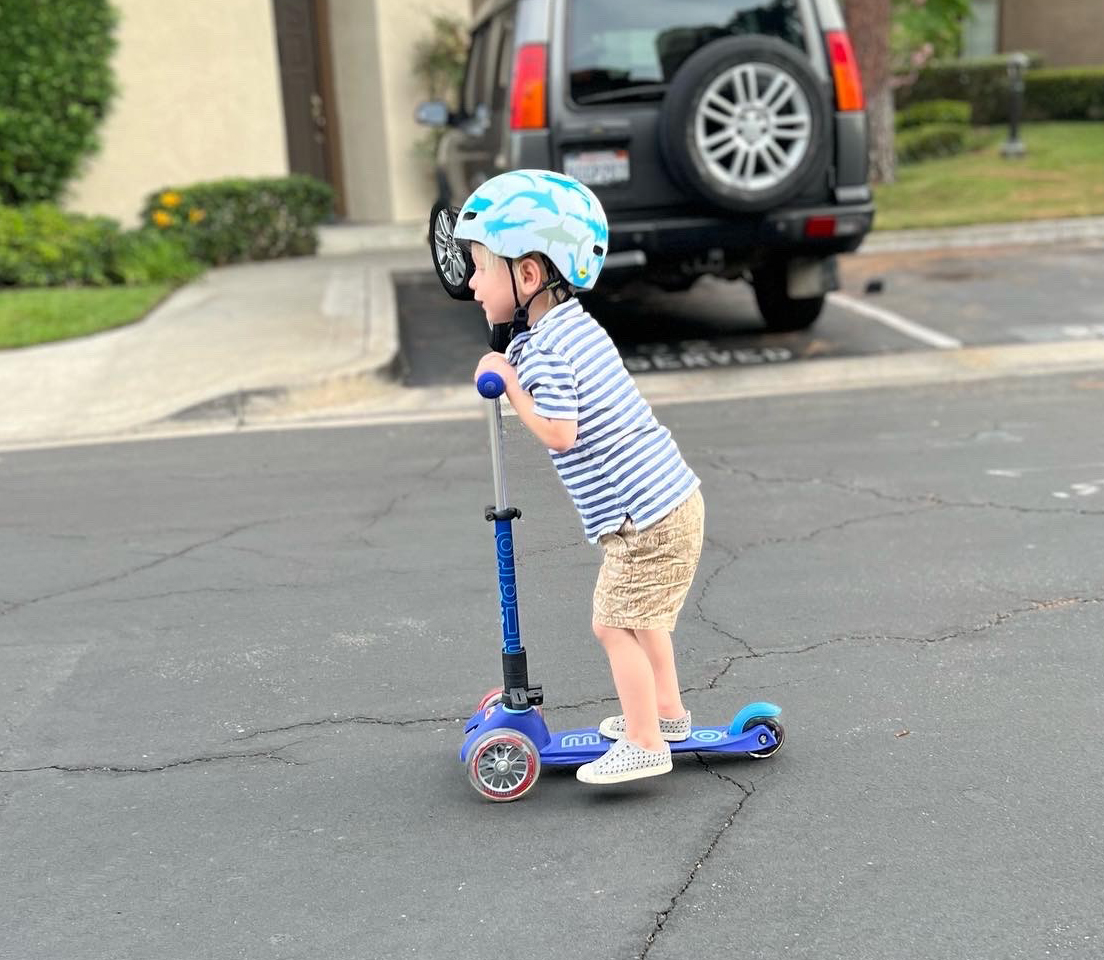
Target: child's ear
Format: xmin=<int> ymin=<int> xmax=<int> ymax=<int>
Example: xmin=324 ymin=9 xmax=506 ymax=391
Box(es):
xmin=518 ymin=255 xmax=544 ymax=291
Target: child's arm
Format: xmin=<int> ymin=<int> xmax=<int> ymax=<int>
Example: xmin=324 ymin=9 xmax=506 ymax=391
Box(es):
xmin=475 ymin=353 xmax=578 ymax=453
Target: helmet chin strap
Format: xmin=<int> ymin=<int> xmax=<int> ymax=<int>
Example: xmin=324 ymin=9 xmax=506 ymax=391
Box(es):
xmin=486 ymin=258 xmax=563 ymax=352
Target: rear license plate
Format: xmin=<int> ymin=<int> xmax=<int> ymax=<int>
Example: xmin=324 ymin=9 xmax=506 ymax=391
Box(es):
xmin=563 ymin=148 xmax=630 ymax=186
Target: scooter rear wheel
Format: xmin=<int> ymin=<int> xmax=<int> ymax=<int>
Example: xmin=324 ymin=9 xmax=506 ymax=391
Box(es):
xmin=744 ymin=716 xmax=786 ymax=759
xmin=467 ymin=730 xmax=541 ymax=802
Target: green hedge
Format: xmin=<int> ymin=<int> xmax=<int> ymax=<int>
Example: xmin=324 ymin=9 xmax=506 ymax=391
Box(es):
xmin=140 ymin=176 xmax=335 ymax=266
xmin=896 ymin=99 xmax=972 ymax=131
xmin=1026 ymin=68 xmax=1104 ymax=121
xmin=897 ymin=57 xmax=1104 ymax=124
xmin=896 ymin=123 xmax=969 ymax=165
xmin=0 ymin=1 xmax=117 ymax=205
xmin=0 ymin=204 xmax=201 ymax=287
xmin=895 ymin=54 xmax=1044 ymax=124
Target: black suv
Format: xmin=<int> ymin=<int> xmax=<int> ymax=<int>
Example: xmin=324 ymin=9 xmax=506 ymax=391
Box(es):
xmin=417 ymin=0 xmax=873 ymax=331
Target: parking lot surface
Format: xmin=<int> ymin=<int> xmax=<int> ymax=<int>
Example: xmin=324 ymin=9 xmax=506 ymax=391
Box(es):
xmin=398 ymin=243 xmax=1104 ymax=387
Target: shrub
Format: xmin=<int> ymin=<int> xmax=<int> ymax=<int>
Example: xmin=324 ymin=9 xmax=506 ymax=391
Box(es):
xmin=896 ymin=99 xmax=972 ymax=131
xmin=1025 ymin=67 xmax=1104 ymax=121
xmin=0 ymin=1 xmax=117 ymax=205
xmin=0 ymin=204 xmax=201 ymax=287
xmin=140 ymin=176 xmax=335 ymax=266
xmin=112 ymin=230 xmax=204 ymax=286
xmin=896 ymin=123 xmax=969 ymax=165
xmin=0 ymin=205 xmax=121 ymax=286
xmin=895 ymin=54 xmax=1044 ymax=124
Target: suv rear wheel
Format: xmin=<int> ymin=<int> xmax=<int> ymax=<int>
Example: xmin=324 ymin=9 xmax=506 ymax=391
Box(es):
xmin=752 ymin=259 xmax=826 ymax=331
xmin=659 ymin=35 xmax=830 ymax=213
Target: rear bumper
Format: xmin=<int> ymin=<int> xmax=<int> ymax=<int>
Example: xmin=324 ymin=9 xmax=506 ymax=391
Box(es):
xmin=605 ymin=202 xmax=876 ymax=267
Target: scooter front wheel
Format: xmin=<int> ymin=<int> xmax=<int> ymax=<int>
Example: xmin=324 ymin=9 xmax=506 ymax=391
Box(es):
xmin=474 ymin=686 xmax=504 ymax=712
xmin=467 ymin=730 xmax=541 ymax=802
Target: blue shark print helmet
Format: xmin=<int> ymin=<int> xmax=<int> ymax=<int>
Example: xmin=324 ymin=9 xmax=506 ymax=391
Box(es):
xmin=452 ymin=169 xmax=609 ymax=291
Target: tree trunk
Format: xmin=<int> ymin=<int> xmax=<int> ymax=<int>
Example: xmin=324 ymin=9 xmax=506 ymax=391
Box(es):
xmin=866 ymin=84 xmax=895 ymax=183
xmin=844 ymin=0 xmax=895 ymax=184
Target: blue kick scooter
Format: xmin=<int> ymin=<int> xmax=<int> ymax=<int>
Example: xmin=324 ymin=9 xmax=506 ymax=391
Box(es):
xmin=460 ymin=372 xmax=785 ymax=801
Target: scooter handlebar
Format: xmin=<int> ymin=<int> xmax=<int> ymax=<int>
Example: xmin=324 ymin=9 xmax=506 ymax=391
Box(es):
xmin=477 ymin=371 xmax=506 ymax=399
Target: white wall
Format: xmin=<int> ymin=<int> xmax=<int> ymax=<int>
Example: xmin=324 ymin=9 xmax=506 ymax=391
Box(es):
xmin=373 ymin=0 xmax=472 ymax=223
xmin=329 ymin=0 xmax=391 ymax=222
xmin=65 ymin=0 xmax=288 ymax=226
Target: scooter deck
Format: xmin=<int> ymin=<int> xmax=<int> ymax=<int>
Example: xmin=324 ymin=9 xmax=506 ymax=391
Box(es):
xmin=539 ymin=724 xmax=776 ymax=766
xmin=460 ymin=700 xmax=782 ymax=768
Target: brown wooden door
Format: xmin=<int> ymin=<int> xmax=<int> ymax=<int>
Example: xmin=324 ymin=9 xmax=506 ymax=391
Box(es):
xmin=273 ymin=0 xmax=343 ymax=210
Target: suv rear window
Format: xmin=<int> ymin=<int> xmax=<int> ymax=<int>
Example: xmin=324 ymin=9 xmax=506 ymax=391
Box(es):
xmin=567 ymin=0 xmax=808 ymax=105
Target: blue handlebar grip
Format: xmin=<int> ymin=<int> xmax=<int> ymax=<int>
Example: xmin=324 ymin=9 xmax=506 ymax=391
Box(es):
xmin=477 ymin=372 xmax=506 ymax=399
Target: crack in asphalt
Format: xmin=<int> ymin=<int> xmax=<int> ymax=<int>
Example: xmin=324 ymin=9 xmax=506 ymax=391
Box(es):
xmin=0 ymin=740 xmax=310 ymax=777
xmin=232 ymin=714 xmax=464 ymax=741
xmin=0 ymin=521 xmax=268 ymax=617
xmin=229 ymin=595 xmax=1100 ymax=744
xmin=99 ymin=583 xmax=310 ymax=604
xmin=694 ymin=505 xmax=937 ymax=658
xmin=638 ymin=760 xmax=756 ymax=959
xmin=357 ymin=481 xmax=429 ymax=548
xmin=739 ymin=594 xmax=1104 ymax=661
xmin=713 ymin=463 xmax=1104 ymax=516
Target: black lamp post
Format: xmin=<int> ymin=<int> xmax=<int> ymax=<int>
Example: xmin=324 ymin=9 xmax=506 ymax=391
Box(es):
xmin=1001 ymin=52 xmax=1029 ymax=158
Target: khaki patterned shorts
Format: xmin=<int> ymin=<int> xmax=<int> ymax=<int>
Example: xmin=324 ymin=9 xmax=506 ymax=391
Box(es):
xmin=593 ymin=489 xmax=705 ymax=631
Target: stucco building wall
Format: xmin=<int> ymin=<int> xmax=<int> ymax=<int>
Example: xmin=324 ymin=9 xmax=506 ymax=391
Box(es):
xmin=65 ymin=0 xmax=288 ymax=226
xmin=64 ymin=0 xmax=473 ymax=226
xmin=334 ymin=0 xmax=470 ymax=223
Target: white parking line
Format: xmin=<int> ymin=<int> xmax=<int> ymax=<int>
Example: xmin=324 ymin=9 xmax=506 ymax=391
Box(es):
xmin=829 ymin=292 xmax=964 ymax=350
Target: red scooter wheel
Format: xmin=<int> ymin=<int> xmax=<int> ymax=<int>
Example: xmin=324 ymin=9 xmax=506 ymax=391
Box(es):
xmin=475 ymin=686 xmax=504 ymax=712
xmin=467 ymin=730 xmax=540 ymax=802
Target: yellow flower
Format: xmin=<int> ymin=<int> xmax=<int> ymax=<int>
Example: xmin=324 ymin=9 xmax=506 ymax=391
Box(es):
xmin=152 ymin=209 xmax=175 ymax=228
xmin=188 ymin=208 xmax=206 ymax=224
xmin=160 ymin=190 xmax=182 ymax=209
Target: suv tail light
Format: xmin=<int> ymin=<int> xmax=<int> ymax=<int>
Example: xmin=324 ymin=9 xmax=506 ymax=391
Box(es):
xmin=825 ymin=31 xmax=865 ymax=112
xmin=510 ymin=44 xmax=548 ymax=130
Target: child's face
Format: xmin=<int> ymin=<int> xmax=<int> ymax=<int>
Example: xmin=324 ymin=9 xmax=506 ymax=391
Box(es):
xmin=468 ymin=243 xmax=517 ymax=328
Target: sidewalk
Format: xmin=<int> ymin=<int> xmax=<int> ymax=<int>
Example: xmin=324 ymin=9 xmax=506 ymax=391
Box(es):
xmin=0 ymin=240 xmax=426 ymax=448
xmin=1 ymin=215 xmax=1103 ymax=450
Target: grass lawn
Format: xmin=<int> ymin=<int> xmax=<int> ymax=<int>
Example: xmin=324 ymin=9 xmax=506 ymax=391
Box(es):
xmin=0 ymin=284 xmax=172 ymax=350
xmin=875 ymin=122 xmax=1104 ymax=231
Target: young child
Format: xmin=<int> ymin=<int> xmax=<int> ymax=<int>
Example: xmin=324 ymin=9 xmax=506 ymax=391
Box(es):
xmin=452 ymin=170 xmax=704 ymax=785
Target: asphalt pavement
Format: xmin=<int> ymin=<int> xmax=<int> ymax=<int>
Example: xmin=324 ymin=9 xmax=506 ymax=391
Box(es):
xmin=2 ymin=369 xmax=1102 ymax=959
xmin=3 ymin=218 xmax=1104 ymax=959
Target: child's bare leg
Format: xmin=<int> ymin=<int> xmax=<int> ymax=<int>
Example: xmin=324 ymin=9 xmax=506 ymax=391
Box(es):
xmin=633 ymin=627 xmax=687 ymax=719
xmin=592 ymin=621 xmax=664 ymax=751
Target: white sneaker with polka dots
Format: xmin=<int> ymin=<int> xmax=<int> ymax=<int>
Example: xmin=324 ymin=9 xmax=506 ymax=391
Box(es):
xmin=576 ymin=738 xmax=673 ymax=784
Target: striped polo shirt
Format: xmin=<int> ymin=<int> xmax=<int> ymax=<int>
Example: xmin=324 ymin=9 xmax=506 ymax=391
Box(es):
xmin=506 ymin=298 xmax=700 ymax=543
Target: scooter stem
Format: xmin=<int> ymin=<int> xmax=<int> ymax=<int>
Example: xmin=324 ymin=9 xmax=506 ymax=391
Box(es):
xmin=477 ymin=373 xmax=543 ymax=710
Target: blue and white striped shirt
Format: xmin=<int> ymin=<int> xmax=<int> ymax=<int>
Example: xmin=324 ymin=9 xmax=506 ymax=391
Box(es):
xmin=507 ymin=298 xmax=700 ymax=543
